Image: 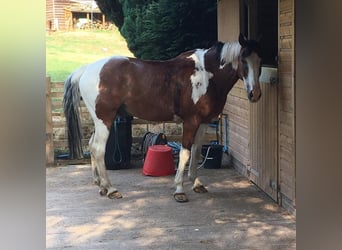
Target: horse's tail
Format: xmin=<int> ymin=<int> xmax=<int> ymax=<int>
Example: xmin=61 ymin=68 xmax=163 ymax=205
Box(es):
xmin=63 ymin=65 xmax=87 ymax=159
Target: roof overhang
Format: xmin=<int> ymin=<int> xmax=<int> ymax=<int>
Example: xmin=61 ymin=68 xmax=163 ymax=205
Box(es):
xmin=65 ymin=0 xmax=102 ymax=14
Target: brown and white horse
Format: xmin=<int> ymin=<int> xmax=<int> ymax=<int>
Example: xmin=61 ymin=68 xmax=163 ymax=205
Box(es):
xmin=64 ymin=34 xmax=262 ymax=202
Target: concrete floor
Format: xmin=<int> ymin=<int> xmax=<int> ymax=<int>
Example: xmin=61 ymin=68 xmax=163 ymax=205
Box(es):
xmin=46 ymin=163 xmax=296 ymax=249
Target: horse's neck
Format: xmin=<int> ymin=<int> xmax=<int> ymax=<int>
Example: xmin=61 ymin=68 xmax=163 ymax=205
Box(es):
xmin=206 ymin=51 xmax=239 ymax=96
xmin=216 ymin=68 xmax=239 ymax=96
xmin=210 ymin=64 xmax=239 ymax=105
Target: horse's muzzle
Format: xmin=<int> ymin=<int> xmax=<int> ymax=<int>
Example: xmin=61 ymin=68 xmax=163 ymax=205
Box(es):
xmin=248 ymin=89 xmax=261 ymax=102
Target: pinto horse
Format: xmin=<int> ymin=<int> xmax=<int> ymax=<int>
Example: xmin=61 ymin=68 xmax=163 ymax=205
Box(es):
xmin=63 ymin=34 xmax=262 ymax=202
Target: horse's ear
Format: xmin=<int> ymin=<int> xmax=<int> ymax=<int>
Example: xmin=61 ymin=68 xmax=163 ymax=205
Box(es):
xmin=239 ymin=33 xmax=247 ymax=47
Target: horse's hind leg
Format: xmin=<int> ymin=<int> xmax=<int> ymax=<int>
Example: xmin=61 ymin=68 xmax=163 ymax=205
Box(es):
xmin=89 ymin=132 xmax=100 ymax=186
xmin=91 ymin=120 xmax=122 ymax=199
xmin=188 ymin=124 xmax=208 ymax=193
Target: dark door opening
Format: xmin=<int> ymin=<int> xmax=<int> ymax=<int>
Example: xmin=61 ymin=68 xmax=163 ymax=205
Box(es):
xmin=240 ymin=0 xmax=278 ymax=67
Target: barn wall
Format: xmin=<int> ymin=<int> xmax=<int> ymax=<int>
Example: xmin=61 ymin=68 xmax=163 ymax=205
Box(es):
xmin=278 ymin=0 xmax=296 ymax=213
xmin=217 ymin=0 xmax=240 ymax=41
xmin=46 ymin=0 xmax=53 ymax=29
xmin=217 ymin=0 xmax=296 ymax=215
xmin=225 ymin=82 xmax=250 ymax=174
xmin=218 ymin=0 xmax=250 ymax=174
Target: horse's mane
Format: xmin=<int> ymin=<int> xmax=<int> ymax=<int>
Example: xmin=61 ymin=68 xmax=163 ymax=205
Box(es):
xmin=216 ymin=41 xmax=241 ymax=70
xmin=175 ymin=41 xmax=241 ymax=71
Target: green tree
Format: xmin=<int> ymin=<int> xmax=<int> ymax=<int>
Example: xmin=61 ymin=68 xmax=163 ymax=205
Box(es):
xmin=95 ymin=0 xmax=217 ymax=60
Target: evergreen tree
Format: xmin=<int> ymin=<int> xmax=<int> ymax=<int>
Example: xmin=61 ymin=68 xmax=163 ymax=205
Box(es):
xmin=95 ymin=0 xmax=217 ymax=60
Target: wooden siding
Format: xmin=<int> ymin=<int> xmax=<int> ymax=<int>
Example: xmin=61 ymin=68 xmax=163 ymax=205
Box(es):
xmin=218 ymin=0 xmax=250 ymax=171
xmin=224 ymin=81 xmax=250 ymax=168
xmin=278 ymin=0 xmax=296 ymax=211
xmin=46 ymin=0 xmax=53 ymax=22
xmin=46 ymin=0 xmax=70 ymax=30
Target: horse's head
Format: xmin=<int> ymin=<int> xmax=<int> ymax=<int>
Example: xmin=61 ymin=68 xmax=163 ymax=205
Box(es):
xmin=237 ymin=34 xmax=262 ymax=102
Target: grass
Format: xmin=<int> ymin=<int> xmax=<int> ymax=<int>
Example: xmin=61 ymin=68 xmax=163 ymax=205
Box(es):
xmin=46 ymin=28 xmax=134 ymax=82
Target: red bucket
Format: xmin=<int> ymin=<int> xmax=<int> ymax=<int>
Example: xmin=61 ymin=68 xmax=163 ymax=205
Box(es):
xmin=142 ymin=145 xmax=175 ymax=176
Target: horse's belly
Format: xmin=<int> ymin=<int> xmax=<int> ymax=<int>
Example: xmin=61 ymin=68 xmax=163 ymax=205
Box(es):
xmin=131 ymin=109 xmax=175 ymax=122
xmin=126 ymin=103 xmax=175 ymax=122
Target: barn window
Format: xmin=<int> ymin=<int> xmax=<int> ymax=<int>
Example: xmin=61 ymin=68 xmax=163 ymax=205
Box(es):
xmin=240 ymin=0 xmax=278 ymax=67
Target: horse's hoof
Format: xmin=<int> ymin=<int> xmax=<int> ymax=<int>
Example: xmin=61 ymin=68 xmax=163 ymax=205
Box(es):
xmin=193 ymin=185 xmax=208 ymax=193
xmin=107 ymin=190 xmax=123 ymax=199
xmin=99 ymin=187 xmax=108 ymax=196
xmin=173 ymin=193 xmax=189 ymax=202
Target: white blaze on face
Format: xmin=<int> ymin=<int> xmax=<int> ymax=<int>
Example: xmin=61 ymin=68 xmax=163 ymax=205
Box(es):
xmin=242 ymin=52 xmax=261 ymax=94
xmin=187 ymin=49 xmax=213 ymax=104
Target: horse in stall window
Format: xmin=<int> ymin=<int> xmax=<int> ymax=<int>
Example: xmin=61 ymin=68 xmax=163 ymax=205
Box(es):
xmin=64 ymin=34 xmax=262 ymax=202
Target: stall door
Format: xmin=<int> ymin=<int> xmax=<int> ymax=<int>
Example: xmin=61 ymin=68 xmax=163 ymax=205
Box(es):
xmin=249 ymin=73 xmax=278 ymax=201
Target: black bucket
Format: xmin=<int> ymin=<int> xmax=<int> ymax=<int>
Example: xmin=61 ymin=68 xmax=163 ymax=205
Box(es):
xmin=105 ymin=116 xmax=133 ymax=170
xmin=201 ymin=144 xmax=223 ymax=169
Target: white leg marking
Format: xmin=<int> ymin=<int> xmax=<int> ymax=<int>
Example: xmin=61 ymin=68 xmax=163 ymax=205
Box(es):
xmin=89 ymin=133 xmax=100 ymax=185
xmin=174 ymin=147 xmax=190 ymax=194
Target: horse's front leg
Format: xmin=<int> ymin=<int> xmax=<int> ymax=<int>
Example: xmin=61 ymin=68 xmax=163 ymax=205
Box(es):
xmin=188 ymin=124 xmax=208 ymax=193
xmin=174 ymin=121 xmax=199 ymax=202
xmin=174 ymin=147 xmax=191 ymax=202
